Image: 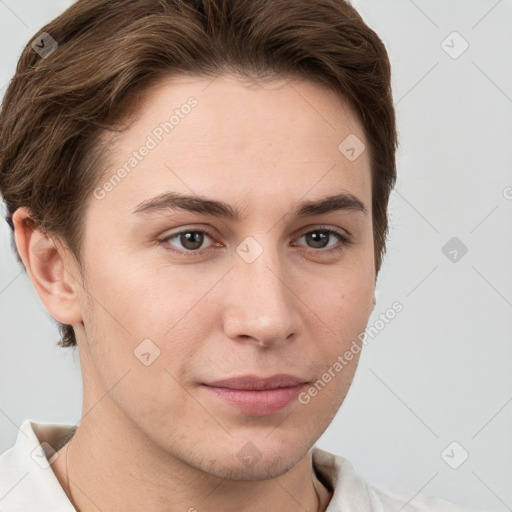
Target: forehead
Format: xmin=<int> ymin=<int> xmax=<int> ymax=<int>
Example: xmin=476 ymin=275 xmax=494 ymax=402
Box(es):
xmin=133 ymin=73 xmax=364 ymax=145
xmin=91 ymin=73 xmax=371 ymax=219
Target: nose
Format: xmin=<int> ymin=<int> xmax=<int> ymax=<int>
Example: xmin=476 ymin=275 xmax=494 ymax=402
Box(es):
xmin=222 ymin=241 xmax=301 ymax=348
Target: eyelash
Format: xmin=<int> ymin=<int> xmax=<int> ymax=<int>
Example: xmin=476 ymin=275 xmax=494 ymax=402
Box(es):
xmin=158 ymin=225 xmax=353 ymax=257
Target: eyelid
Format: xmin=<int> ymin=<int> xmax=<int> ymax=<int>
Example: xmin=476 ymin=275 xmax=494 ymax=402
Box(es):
xmin=294 ymin=224 xmax=352 ymax=241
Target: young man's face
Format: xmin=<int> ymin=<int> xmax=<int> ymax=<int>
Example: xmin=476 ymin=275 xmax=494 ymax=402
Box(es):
xmin=71 ymin=73 xmax=375 ymax=479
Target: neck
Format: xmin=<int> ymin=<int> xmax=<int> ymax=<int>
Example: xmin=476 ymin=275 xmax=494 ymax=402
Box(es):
xmin=51 ymin=408 xmax=332 ymax=512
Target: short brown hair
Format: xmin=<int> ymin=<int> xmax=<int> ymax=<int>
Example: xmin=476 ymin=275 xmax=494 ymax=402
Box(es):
xmin=0 ymin=0 xmax=398 ymax=348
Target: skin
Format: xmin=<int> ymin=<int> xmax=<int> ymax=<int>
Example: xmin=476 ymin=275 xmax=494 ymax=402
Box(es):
xmin=13 ymin=73 xmax=375 ymax=512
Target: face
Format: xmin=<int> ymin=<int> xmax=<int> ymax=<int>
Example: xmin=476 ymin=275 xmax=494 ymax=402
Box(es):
xmin=73 ymin=73 xmax=375 ymax=479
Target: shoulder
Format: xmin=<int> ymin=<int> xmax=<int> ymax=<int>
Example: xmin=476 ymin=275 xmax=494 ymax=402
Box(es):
xmin=368 ymin=482 xmax=478 ymax=511
xmin=312 ymin=447 xmax=479 ymax=512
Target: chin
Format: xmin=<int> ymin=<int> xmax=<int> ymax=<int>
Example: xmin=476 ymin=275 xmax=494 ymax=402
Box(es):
xmin=204 ymin=451 xmax=302 ymax=481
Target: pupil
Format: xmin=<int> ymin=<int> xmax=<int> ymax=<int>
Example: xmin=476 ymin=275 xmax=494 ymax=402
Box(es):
xmin=307 ymin=231 xmax=328 ymax=248
xmin=181 ymin=232 xmax=203 ymax=250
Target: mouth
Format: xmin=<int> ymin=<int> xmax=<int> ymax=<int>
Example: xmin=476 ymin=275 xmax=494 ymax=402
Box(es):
xmin=201 ymin=374 xmax=309 ymax=416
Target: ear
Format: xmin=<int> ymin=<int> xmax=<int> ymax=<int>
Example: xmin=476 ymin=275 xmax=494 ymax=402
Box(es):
xmin=12 ymin=207 xmax=84 ymax=326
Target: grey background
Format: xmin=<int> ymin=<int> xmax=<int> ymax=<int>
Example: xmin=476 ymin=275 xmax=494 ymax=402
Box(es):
xmin=1 ymin=1 xmax=511 ymax=510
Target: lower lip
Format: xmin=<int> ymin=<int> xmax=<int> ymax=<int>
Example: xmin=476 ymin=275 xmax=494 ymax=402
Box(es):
xmin=202 ymin=384 xmax=307 ymax=416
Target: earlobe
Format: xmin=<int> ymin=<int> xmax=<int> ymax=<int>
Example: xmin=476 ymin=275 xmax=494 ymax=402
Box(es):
xmin=11 ymin=207 xmax=84 ymax=326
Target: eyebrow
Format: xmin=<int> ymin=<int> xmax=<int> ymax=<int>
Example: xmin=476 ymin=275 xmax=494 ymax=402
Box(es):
xmin=132 ymin=191 xmax=367 ymax=219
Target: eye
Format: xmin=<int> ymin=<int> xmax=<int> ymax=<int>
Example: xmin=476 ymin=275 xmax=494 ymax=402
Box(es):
xmin=159 ymin=229 xmax=216 ymax=254
xmin=294 ymin=227 xmax=353 ymax=253
xmin=158 ymin=226 xmax=353 ymax=256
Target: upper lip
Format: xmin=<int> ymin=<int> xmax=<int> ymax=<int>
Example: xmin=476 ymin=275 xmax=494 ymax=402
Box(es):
xmin=204 ymin=374 xmax=308 ymax=391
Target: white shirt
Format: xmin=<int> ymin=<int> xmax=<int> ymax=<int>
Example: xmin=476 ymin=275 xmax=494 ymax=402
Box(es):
xmin=0 ymin=419 xmax=479 ymax=511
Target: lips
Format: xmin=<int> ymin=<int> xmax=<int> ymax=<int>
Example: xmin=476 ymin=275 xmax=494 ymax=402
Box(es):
xmin=201 ymin=374 xmax=309 ymax=415
xmin=205 ymin=374 xmax=307 ymax=391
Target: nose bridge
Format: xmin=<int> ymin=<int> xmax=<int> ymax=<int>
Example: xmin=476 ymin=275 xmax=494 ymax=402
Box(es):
xmin=236 ymin=233 xmax=290 ymax=307
xmin=224 ymin=233 xmax=297 ymax=344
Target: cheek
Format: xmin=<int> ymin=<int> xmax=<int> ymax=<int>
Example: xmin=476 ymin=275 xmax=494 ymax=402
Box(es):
xmin=77 ymin=259 xmax=199 ymax=422
xmin=308 ymin=266 xmax=374 ymax=339
xmin=297 ymin=273 xmax=373 ymax=400
xmin=79 ymin=250 xmax=213 ymax=374
xmin=82 ymin=248 xmax=172 ymax=331
xmin=300 ymin=281 xmax=370 ymax=411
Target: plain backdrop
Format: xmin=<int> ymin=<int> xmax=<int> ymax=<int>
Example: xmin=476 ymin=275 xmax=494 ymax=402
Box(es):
xmin=1 ymin=1 xmax=511 ymax=511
